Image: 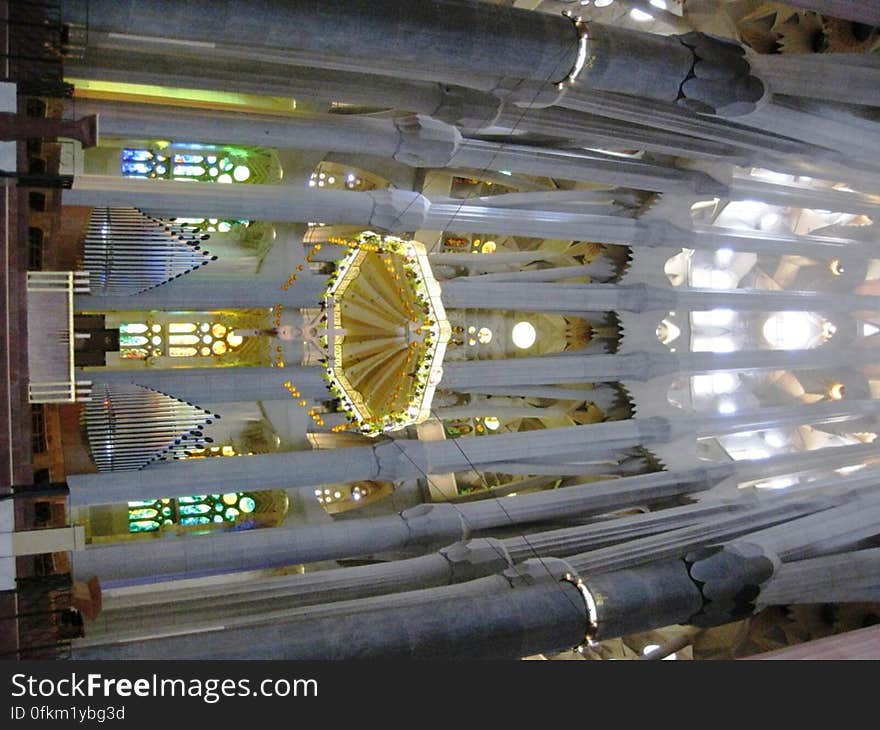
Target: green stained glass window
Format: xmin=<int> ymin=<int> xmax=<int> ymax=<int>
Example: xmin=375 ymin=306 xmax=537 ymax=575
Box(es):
xmin=128 ymin=492 xmax=257 ymax=533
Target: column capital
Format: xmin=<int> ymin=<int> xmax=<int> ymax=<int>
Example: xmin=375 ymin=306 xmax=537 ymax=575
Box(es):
xmin=392 ymin=114 xmax=462 ymax=167
xmin=675 ymin=32 xmax=768 ymax=117
xmin=438 ymin=538 xmax=513 ymax=583
xmin=366 ymin=189 xmax=430 ymax=232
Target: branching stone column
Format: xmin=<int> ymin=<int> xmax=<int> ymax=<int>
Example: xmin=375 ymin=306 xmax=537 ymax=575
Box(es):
xmin=66 ymin=418 xmax=659 ymax=505
xmin=65 ymin=176 xmax=878 ymax=261
xmin=70 ymin=442 xmax=880 ymax=585
xmin=72 ymin=100 xmax=723 ymax=195
xmin=62 ymin=0 xmax=767 ymax=116
xmin=72 ymin=573 xmax=590 ymax=660
xmin=443 ymin=280 xmax=880 ymax=316
xmin=441 ymin=347 xmax=878 ymax=389
xmin=81 ymin=486 xmax=841 ymax=646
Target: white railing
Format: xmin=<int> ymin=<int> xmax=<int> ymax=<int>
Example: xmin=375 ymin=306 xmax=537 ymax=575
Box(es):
xmin=26 ymin=271 xmax=91 ymax=404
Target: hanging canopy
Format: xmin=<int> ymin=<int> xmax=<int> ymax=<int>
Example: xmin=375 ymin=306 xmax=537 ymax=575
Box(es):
xmin=322 ymin=232 xmax=450 ymax=436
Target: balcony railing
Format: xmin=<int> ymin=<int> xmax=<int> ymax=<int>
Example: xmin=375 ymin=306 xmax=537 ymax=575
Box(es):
xmin=26 ymin=270 xmax=91 ymax=403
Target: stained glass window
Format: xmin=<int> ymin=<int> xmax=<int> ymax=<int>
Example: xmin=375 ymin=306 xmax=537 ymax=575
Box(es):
xmin=119 ymin=320 xmax=245 ymax=360
xmin=128 ymin=492 xmax=256 ymax=533
xmin=120 ymin=143 xmax=277 ymax=231
xmin=121 ymin=147 xmax=253 ymax=184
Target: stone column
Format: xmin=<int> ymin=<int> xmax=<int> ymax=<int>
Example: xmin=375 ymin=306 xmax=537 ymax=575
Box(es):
xmin=65 ymin=176 xmax=876 ymax=261
xmin=424 ymin=202 xmax=875 ymax=261
xmin=71 ymin=575 xmax=588 ymax=660
xmin=457 ymin=261 xmax=618 ymax=284
xmin=70 ymin=441 xmax=878 ymax=586
xmin=62 ymin=0 xmax=766 ymax=114
xmin=441 ymin=347 xmax=876 ymax=389
xmin=684 ymin=399 xmax=880 ymax=442
xmin=68 ymin=397 xmax=880 ymax=506
xmin=442 ymin=280 xmax=880 ymax=316
xmin=62 ymin=0 xmax=579 ymax=89
xmin=84 ymin=489 xmax=820 ymax=646
xmin=66 ymin=418 xmax=659 ymax=505
xmin=72 ymin=462 xmax=724 ymax=585
xmin=72 ymin=100 xmax=722 ymax=195
xmin=79 ymin=365 xmax=327 ymax=404
xmin=75 ymin=273 xmax=325 ymax=311
xmin=758 ymin=548 xmax=880 ymax=607
xmin=492 ymin=104 xmax=747 ymax=162
xmin=556 ymin=88 xmax=880 ymax=186
xmin=64 ymin=46 xmax=474 ymax=116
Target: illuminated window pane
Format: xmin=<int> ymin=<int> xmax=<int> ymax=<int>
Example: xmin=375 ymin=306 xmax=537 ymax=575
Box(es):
xmin=169 ymin=334 xmax=200 ymax=346
xmin=119 ymin=323 xmax=148 ymax=334
xmin=168 ymin=323 xmax=197 ymax=334
xmin=120 ymin=349 xmax=148 ymax=360
xmin=173 ymin=164 xmax=206 ymax=177
xmin=120 ymin=334 xmax=148 ymax=347
xmin=169 ymin=346 xmax=198 ymax=357
xmin=129 ymin=490 xmax=258 ymax=533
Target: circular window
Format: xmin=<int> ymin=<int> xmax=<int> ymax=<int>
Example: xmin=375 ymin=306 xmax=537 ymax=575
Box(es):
xmin=511 ymin=321 xmax=537 ymax=349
